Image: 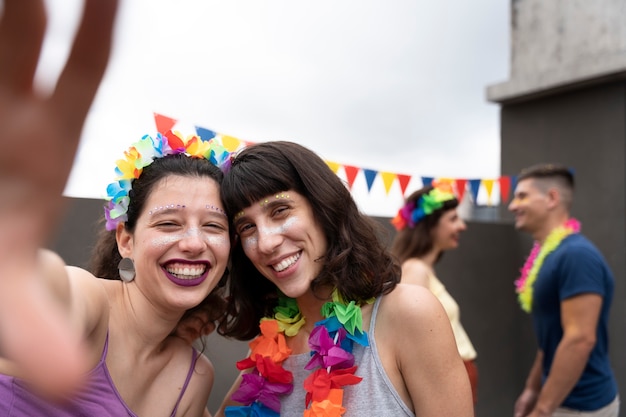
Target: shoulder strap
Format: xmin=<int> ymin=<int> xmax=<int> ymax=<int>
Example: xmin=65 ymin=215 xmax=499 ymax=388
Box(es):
xmin=170 ymin=348 xmax=200 ymax=417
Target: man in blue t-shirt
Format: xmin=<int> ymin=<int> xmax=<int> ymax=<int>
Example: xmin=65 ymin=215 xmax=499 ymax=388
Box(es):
xmin=509 ymin=164 xmax=619 ymax=417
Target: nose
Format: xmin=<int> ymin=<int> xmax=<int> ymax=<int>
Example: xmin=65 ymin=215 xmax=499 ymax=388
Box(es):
xmin=178 ymin=227 xmax=207 ymax=254
xmin=459 ymin=218 xmax=467 ymax=231
xmin=256 ymin=225 xmax=283 ymax=255
xmin=508 ymin=198 xmax=517 ymax=212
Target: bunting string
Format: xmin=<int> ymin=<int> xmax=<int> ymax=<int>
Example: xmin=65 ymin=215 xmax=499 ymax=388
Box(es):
xmin=153 ymin=112 xmax=518 ymax=207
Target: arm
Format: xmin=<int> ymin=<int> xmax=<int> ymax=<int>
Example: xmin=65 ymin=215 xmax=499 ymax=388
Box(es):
xmin=389 ymin=284 xmax=474 ymax=416
xmin=528 ymin=294 xmax=601 ymax=417
xmin=514 ymin=350 xmax=543 ymax=417
xmin=0 ymin=0 xmax=118 ymax=397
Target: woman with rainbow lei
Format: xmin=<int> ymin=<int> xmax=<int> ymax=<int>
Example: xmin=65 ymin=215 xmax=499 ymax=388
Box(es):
xmin=214 ymin=142 xmax=473 ymax=417
xmin=389 ymin=184 xmax=479 ymax=405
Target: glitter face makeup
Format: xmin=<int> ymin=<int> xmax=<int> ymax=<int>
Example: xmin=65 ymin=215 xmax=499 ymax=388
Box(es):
xmin=241 ymin=217 xmax=297 ymax=250
xmin=206 ymin=204 xmax=226 ymax=216
xmin=259 ymin=192 xmax=290 ymax=207
xmin=149 ymin=204 xmax=186 ymax=215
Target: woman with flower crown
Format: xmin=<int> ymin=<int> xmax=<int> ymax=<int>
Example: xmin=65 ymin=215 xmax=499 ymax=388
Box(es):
xmin=0 ymin=3 xmax=231 ymax=415
xmin=389 ymin=185 xmax=478 ymax=406
xmin=214 ymin=141 xmax=473 ymax=417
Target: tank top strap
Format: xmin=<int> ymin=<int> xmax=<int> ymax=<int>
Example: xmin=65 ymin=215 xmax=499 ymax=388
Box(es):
xmin=169 ymin=348 xmax=200 ymax=417
xmin=368 ymin=296 xmax=383 ymax=336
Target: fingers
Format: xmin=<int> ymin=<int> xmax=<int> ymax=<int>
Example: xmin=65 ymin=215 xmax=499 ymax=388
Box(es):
xmin=52 ymin=0 xmax=119 ymax=137
xmin=0 ymin=0 xmax=47 ymax=92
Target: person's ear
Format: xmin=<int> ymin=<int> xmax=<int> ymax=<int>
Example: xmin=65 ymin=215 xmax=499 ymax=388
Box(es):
xmin=116 ymin=223 xmax=133 ymax=258
xmin=546 ymin=188 xmax=560 ymax=209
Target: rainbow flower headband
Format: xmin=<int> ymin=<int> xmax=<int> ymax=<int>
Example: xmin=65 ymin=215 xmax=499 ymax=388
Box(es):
xmin=391 ymin=187 xmax=456 ymax=231
xmin=104 ymin=130 xmax=231 ymax=231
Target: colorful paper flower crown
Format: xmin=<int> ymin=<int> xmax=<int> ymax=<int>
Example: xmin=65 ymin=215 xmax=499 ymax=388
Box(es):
xmin=391 ymin=186 xmax=456 ymax=231
xmin=104 ymin=130 xmax=231 ymax=231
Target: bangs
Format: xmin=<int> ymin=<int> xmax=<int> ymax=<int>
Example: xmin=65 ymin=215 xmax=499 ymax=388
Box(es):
xmin=222 ymin=152 xmax=299 ymax=217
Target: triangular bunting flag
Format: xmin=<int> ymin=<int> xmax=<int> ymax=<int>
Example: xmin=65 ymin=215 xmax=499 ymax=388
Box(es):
xmin=510 ymin=176 xmax=518 ymax=199
xmin=195 ymin=126 xmax=216 ymax=141
xmin=380 ymin=172 xmax=396 ymax=195
xmin=326 ymin=161 xmax=340 ymax=174
xmin=499 ymin=176 xmax=511 ymax=203
xmin=343 ymin=165 xmax=360 ymax=190
xmin=483 ymin=179 xmax=495 ymax=205
xmin=454 ymin=179 xmax=467 ymax=203
xmin=154 ymin=113 xmax=177 ymax=134
xmin=363 ymin=169 xmax=378 ymax=192
xmin=217 ymin=134 xmax=241 ymax=152
xmin=397 ymin=174 xmax=411 ymax=196
xmin=468 ymin=179 xmax=482 ymax=204
xmin=421 ymin=177 xmax=434 ymax=188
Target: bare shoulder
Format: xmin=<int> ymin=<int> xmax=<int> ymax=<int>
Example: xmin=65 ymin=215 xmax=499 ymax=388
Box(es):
xmin=381 ymin=283 xmax=441 ymax=315
xmin=171 ymin=340 xmax=215 ymax=417
xmin=400 ymin=258 xmax=431 ymax=287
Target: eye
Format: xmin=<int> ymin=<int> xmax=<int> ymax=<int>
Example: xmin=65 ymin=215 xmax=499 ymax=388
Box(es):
xmin=204 ymin=221 xmax=228 ymax=232
xmin=237 ymin=222 xmax=256 ymax=237
xmin=155 ymin=221 xmax=180 ymax=228
xmin=272 ymin=205 xmax=290 ymax=218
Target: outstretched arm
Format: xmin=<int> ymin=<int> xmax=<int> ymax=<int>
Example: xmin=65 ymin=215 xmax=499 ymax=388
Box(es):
xmin=0 ymin=0 xmax=118 ymax=397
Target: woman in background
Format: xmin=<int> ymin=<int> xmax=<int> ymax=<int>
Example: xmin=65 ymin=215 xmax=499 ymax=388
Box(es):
xmin=390 ymin=185 xmax=478 ymax=405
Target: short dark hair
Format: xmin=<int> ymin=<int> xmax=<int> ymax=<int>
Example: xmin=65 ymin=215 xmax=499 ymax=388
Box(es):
xmin=517 ymin=163 xmax=574 ymax=189
xmin=219 ymin=141 xmax=400 ymax=340
xmin=389 ymin=186 xmax=459 ymax=264
xmin=517 ymin=163 xmax=575 ymax=209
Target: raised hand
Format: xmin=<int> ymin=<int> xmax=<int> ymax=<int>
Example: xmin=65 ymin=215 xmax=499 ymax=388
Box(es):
xmin=0 ymin=0 xmax=118 ymax=397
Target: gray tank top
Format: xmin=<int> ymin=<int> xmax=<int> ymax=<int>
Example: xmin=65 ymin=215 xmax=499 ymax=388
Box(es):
xmin=280 ymin=296 xmax=415 ymax=416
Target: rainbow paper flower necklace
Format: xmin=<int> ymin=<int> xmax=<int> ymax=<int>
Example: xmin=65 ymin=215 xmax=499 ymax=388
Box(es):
xmin=514 ymin=218 xmax=581 ymax=312
xmin=225 ymin=290 xmax=370 ymax=417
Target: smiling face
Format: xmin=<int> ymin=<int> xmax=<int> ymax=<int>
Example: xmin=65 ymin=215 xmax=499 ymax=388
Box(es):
xmin=432 ymin=208 xmax=466 ymax=252
xmin=508 ymin=178 xmax=551 ymax=235
xmin=117 ymin=174 xmax=230 ymax=311
xmin=233 ymin=190 xmax=327 ymax=299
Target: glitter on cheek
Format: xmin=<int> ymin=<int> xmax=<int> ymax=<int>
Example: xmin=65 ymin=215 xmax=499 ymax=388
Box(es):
xmin=205 ymin=235 xmax=229 ymax=246
xmin=242 ymin=236 xmax=258 ymax=250
xmin=259 ymin=216 xmax=297 ymax=236
xmin=149 ymin=234 xmax=183 ymax=248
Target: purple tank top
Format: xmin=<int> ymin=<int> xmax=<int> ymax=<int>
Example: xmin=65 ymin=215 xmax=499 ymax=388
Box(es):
xmin=0 ymin=334 xmax=199 ymax=416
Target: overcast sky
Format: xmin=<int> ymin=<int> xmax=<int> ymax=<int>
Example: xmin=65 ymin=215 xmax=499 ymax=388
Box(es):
xmin=39 ymin=0 xmax=510 ymax=217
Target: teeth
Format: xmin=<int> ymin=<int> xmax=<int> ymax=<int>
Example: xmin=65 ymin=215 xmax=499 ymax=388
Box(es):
xmin=272 ymin=253 xmax=301 ymax=272
xmin=166 ymin=264 xmax=206 ymax=279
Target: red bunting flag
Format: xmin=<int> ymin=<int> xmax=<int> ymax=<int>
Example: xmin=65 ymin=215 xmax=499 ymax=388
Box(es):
xmin=499 ymin=176 xmax=511 ymax=203
xmin=153 ymin=112 xmax=177 ymax=134
xmin=454 ymin=179 xmax=467 ymax=203
xmin=343 ymin=165 xmax=360 ymax=190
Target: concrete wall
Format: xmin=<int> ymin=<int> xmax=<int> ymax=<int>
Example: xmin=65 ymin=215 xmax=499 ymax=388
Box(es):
xmin=488 ymin=0 xmax=626 ymax=103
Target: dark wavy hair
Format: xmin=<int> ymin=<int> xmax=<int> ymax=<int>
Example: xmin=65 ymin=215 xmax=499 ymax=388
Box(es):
xmin=389 ymin=186 xmax=459 ymax=264
xmin=89 ymin=154 xmax=228 ymax=332
xmin=218 ymin=141 xmax=400 ymax=340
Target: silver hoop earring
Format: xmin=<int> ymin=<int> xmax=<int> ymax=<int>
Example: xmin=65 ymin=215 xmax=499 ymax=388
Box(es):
xmin=118 ymin=257 xmax=135 ymax=282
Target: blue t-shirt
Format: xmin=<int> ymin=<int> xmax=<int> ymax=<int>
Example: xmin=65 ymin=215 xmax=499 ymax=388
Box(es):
xmin=532 ymin=233 xmax=617 ymax=411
